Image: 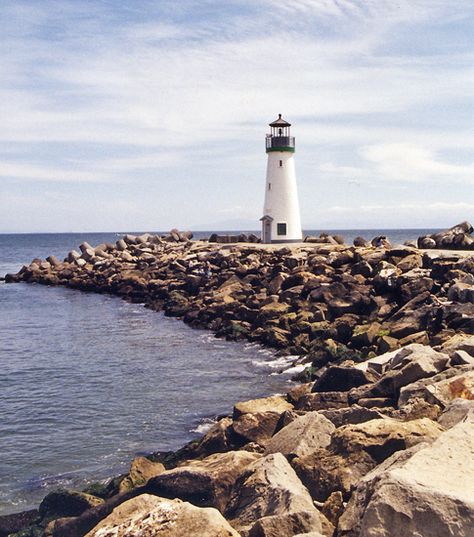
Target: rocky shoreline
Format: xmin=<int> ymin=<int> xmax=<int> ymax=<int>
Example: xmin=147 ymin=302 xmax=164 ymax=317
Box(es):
xmin=2 ymin=228 xmax=474 ymax=537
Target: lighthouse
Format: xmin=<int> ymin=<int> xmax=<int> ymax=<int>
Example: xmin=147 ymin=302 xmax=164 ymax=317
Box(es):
xmin=261 ymin=114 xmax=302 ymax=243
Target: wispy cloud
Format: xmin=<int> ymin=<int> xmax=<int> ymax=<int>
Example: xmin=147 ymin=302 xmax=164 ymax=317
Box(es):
xmin=0 ymin=0 xmax=473 ymax=230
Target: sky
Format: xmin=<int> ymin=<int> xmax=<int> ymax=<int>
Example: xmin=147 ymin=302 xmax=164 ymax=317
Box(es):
xmin=0 ymin=0 xmax=473 ymax=232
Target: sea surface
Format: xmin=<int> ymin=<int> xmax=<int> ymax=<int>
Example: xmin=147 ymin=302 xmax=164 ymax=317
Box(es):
xmin=0 ymin=229 xmax=438 ymax=515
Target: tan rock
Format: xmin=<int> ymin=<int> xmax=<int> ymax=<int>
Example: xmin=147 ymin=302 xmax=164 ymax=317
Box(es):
xmin=331 ymin=417 xmax=444 ymax=461
xmin=233 ymin=395 xmax=293 ymax=419
xmin=85 ymin=494 xmax=240 ymax=537
xmin=119 ymin=457 xmax=165 ymax=493
xmin=196 ymin=417 xmax=234 ymax=454
xmin=232 ymin=411 xmax=282 ymax=445
xmin=441 ymin=333 xmax=474 ymax=357
xmin=321 ymin=491 xmax=344 ymax=527
xmin=293 ymin=448 xmax=375 ymax=502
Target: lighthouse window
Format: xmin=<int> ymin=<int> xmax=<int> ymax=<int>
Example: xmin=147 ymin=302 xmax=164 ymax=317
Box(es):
xmin=279 ymin=160 xmax=283 ymax=167
xmin=277 ymin=223 xmax=287 ymax=236
xmin=268 ymin=183 xmax=271 ymax=190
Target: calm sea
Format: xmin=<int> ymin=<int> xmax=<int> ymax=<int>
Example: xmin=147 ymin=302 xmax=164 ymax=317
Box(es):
xmin=0 ymin=229 xmax=436 ymax=515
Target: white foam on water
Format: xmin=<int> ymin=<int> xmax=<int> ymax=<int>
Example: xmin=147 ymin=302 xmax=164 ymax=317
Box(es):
xmin=251 ymin=355 xmax=299 ymax=372
xmin=271 ymin=363 xmax=309 ymax=376
xmin=190 ymin=417 xmax=217 ymax=435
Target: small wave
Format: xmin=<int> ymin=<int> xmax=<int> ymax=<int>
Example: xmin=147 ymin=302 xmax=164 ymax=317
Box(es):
xmin=190 ymin=417 xmax=217 ymax=435
xmin=251 ymin=355 xmax=299 ymax=372
xmin=271 ymin=363 xmax=309 ymax=376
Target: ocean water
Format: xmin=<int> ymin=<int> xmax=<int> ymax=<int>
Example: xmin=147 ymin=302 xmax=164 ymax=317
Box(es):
xmin=0 ymin=229 xmax=436 ymax=515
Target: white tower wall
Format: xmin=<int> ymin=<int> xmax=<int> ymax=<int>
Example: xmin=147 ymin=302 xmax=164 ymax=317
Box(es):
xmin=262 ymin=151 xmax=302 ymax=243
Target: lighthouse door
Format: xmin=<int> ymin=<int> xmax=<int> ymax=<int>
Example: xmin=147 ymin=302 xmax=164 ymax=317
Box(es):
xmin=263 ymin=219 xmax=272 ymax=243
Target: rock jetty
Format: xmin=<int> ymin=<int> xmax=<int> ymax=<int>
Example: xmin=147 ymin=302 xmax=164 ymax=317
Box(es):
xmin=417 ymin=221 xmax=474 ymax=250
xmin=2 ymin=229 xmax=474 ymax=537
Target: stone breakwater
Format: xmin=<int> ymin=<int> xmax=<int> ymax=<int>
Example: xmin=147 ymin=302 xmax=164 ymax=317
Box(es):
xmin=2 ymin=232 xmax=474 ymax=537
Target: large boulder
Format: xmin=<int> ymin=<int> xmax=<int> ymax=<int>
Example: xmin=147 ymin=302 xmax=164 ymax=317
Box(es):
xmin=330 ymin=417 xmax=443 ymax=463
xmin=226 ymin=453 xmax=332 ymax=537
xmin=147 ymin=451 xmax=260 ymax=512
xmin=350 ymin=345 xmax=449 ymax=402
xmin=337 ymin=420 xmax=474 ymax=537
xmin=85 ymin=494 xmax=240 ymax=537
xmin=292 ymin=417 xmax=443 ymax=502
xmin=264 ymin=412 xmax=335 ymax=459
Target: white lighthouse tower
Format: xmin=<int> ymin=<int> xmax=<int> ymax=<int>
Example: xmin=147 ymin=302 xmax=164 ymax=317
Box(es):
xmin=261 ymin=114 xmax=302 ymax=243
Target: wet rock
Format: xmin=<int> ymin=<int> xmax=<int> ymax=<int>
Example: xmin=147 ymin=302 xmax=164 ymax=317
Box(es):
xmin=312 ymin=366 xmax=374 ymax=393
xmin=85 ymin=494 xmax=240 ymax=537
xmin=227 ymin=453 xmax=332 ymax=537
xmin=337 ymin=420 xmax=474 ymax=537
xmin=195 ymin=417 xmax=235 ymax=454
xmin=353 ymin=237 xmax=368 ymax=247
xmin=264 ymin=411 xmax=335 ymax=459
xmin=39 ymin=489 xmax=104 ymax=521
xmin=0 ymin=509 xmax=38 ymax=537
xmin=118 ymin=456 xmax=165 ymax=493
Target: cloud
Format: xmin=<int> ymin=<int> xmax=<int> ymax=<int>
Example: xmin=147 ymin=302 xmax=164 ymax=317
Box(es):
xmin=0 ymin=0 xmax=473 ymax=230
xmin=360 ymin=143 xmax=474 ymax=182
xmin=0 ymin=161 xmax=110 ymax=183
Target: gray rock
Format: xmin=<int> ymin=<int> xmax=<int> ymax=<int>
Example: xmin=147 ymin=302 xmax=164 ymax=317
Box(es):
xmin=424 ymin=369 xmax=474 ymax=407
xmin=441 ymin=334 xmax=474 ymax=357
xmin=264 ymin=411 xmax=335 ymax=459
xmin=79 ymin=242 xmax=93 ymax=254
xmin=148 ymin=450 xmax=260 ymax=512
xmin=451 ymin=349 xmax=474 ymax=366
xmin=438 ymin=399 xmax=474 ymax=428
xmin=318 ymin=406 xmax=387 ymax=428
xmin=337 ymin=421 xmax=474 ymax=537
xmin=227 ymin=453 xmax=332 ymax=537
xmin=399 ymin=364 xmax=474 ymax=406
xmin=448 ymin=282 xmax=474 ymax=303
xmin=85 ymin=494 xmax=240 ymax=537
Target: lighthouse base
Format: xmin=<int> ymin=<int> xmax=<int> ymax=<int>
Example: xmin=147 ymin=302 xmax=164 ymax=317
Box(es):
xmin=269 ymin=239 xmax=302 ymax=244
